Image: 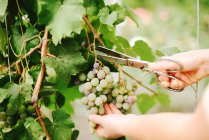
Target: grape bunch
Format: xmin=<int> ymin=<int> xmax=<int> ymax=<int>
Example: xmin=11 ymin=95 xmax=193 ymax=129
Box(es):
xmin=0 ymin=102 xmax=36 ymax=133
xmin=78 ymin=63 xmax=137 ymax=133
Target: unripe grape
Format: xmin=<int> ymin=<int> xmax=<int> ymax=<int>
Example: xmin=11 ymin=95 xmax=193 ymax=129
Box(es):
xmin=100 ymin=79 xmax=108 ymax=88
xmin=106 ymin=83 xmax=113 ymax=89
xmin=123 ymin=103 xmax=130 ymax=110
xmin=89 ymin=121 xmax=96 ymax=128
xmin=124 ymin=95 xmax=128 ymax=100
xmin=19 ymin=105 xmax=26 ymax=113
xmin=89 ymin=127 xmax=95 ymax=134
xmin=97 ymin=70 xmax=105 ymax=79
xmin=116 ymin=102 xmax=123 ymax=109
xmin=96 ymin=85 xmax=103 ymax=92
xmin=102 ymin=88 xmax=109 ymax=95
xmin=111 ymin=88 xmax=119 ymax=97
xmin=93 ymin=63 xmax=100 ymax=69
xmin=27 ymin=106 xmax=35 ymax=114
xmin=20 ymin=113 xmax=27 ymax=120
xmin=91 ymin=78 xmax=99 ymax=86
xmin=6 ymin=116 xmax=14 ymax=124
xmin=95 ymin=97 xmax=103 ymax=106
xmin=98 ymin=107 xmax=105 ymax=115
xmin=84 ymin=89 xmax=91 ymax=95
xmin=99 ymin=95 xmax=107 ymax=102
xmin=0 ymin=112 xmax=6 ymax=121
xmin=93 ymin=69 xmax=98 ymax=74
xmin=107 ymin=94 xmax=113 ymax=102
xmin=91 ymin=87 xmax=97 ymax=93
xmin=119 ymin=87 xmax=127 ymax=94
xmin=126 ymin=82 xmax=133 ymax=91
xmin=79 ymin=73 xmax=87 ymax=81
xmin=88 ymin=101 xmax=95 ymax=107
xmin=81 ymin=97 xmax=88 ymax=105
xmin=89 ymin=107 xmax=98 ymax=114
xmin=87 ymin=71 xmax=95 ymax=80
xmin=88 ymin=93 xmax=96 ymax=102
xmin=79 ymin=84 xmax=84 ymax=93
xmin=84 ymin=82 xmax=92 ymax=91
xmin=116 ymin=95 xmax=124 ymax=103
xmin=127 ymin=96 xmax=137 ymax=105
xmin=102 ymin=66 xmax=110 ymax=74
xmin=105 ymin=75 xmax=113 ymax=83
xmin=128 ymin=91 xmax=135 ymax=96
xmin=0 ymin=121 xmax=6 ymax=129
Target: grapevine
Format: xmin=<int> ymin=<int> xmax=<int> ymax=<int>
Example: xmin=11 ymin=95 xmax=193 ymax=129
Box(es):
xmin=0 ymin=0 xmax=170 ymax=140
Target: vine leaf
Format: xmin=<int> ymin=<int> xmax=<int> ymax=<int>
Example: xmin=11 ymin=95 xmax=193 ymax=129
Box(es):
xmin=0 ymin=0 xmax=8 ymax=22
xmin=44 ymin=40 xmax=86 ymax=85
xmin=10 ymin=26 xmax=39 ymax=55
xmin=0 ymin=25 xmax=7 ymax=56
xmin=24 ymin=117 xmax=46 ymax=140
xmin=154 ymin=93 xmax=170 ymax=106
xmin=126 ymin=6 xmax=140 ymax=27
xmin=37 ymin=0 xmax=85 ymax=45
xmin=44 ymin=109 xmax=75 ymax=140
xmin=137 ymin=94 xmax=156 ymax=114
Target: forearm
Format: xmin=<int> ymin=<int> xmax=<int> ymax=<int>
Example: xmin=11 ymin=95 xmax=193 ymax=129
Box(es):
xmin=121 ymin=113 xmax=207 ymax=140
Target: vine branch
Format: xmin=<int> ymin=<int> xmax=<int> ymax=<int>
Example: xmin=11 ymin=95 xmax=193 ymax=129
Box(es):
xmin=31 ymin=28 xmax=51 ymax=140
xmin=121 ymin=69 xmax=158 ymax=96
xmin=83 ymin=16 xmax=106 ymax=47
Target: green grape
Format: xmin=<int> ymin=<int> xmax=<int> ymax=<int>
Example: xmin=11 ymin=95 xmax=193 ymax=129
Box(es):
xmin=126 ymin=82 xmax=133 ymax=91
xmin=106 ymin=83 xmax=113 ymax=89
xmin=111 ymin=88 xmax=119 ymax=97
xmin=98 ymin=107 xmax=105 ymax=115
xmin=89 ymin=127 xmax=95 ymax=134
xmin=91 ymin=78 xmax=99 ymax=86
xmin=116 ymin=102 xmax=123 ymax=109
xmin=128 ymin=91 xmax=135 ymax=96
xmin=79 ymin=73 xmax=87 ymax=81
xmin=27 ymin=105 xmax=35 ymax=114
xmin=88 ymin=93 xmax=96 ymax=102
xmin=88 ymin=101 xmax=95 ymax=107
xmin=0 ymin=112 xmax=6 ymax=121
xmin=105 ymin=75 xmax=113 ymax=83
xmin=102 ymin=88 xmax=109 ymax=95
xmin=89 ymin=121 xmax=96 ymax=128
xmin=95 ymin=97 xmax=103 ymax=106
xmin=116 ymin=95 xmax=124 ymax=103
xmin=111 ymin=99 xmax=117 ymax=104
xmin=87 ymin=71 xmax=95 ymax=80
xmin=6 ymin=116 xmax=15 ymax=124
xmin=99 ymin=95 xmax=107 ymax=102
xmin=100 ymin=79 xmax=108 ymax=88
xmin=89 ymin=107 xmax=98 ymax=114
xmin=107 ymin=94 xmax=113 ymax=102
xmin=79 ymin=84 xmax=85 ymax=93
xmin=81 ymin=97 xmax=88 ymax=105
xmin=119 ymin=87 xmax=127 ymax=94
xmin=124 ymin=95 xmax=128 ymax=100
xmin=102 ymin=66 xmax=110 ymax=75
xmin=84 ymin=82 xmax=93 ymax=91
xmin=20 ymin=113 xmax=27 ymax=120
xmin=96 ymin=85 xmax=103 ymax=92
xmin=97 ymin=70 xmax=105 ymax=79
xmin=91 ymin=87 xmax=97 ymax=93
xmin=0 ymin=121 xmax=6 ymax=129
xmin=123 ymin=103 xmax=130 ymax=110
xmin=19 ymin=105 xmax=26 ymax=113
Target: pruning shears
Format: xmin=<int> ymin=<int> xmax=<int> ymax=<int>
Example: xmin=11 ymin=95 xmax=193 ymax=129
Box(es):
xmin=96 ymin=46 xmax=184 ymax=92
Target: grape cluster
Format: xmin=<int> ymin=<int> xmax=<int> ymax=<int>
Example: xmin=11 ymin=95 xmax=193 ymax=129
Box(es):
xmin=0 ymin=103 xmax=36 ymax=133
xmin=78 ymin=63 xmax=137 ymax=133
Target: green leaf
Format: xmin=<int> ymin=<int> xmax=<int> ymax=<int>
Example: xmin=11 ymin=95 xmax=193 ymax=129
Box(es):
xmin=37 ymin=0 xmax=85 ymax=45
xmin=98 ymin=7 xmax=117 ymax=25
xmin=83 ymin=0 xmax=105 ymax=16
xmin=24 ymin=117 xmax=45 ymax=140
xmin=0 ymin=25 xmax=7 ymax=56
xmin=44 ymin=109 xmax=75 ymax=140
xmin=132 ymin=40 xmax=155 ymax=61
xmin=126 ymin=6 xmax=140 ymax=27
xmin=109 ymin=3 xmax=126 ymax=24
xmin=154 ymin=93 xmax=170 ymax=106
xmin=71 ymin=130 xmax=79 ymax=140
xmin=10 ymin=26 xmax=39 ymax=55
xmin=0 ymin=0 xmax=8 ymax=22
xmin=44 ymin=40 xmax=86 ymax=85
xmin=137 ymin=94 xmax=156 ymax=114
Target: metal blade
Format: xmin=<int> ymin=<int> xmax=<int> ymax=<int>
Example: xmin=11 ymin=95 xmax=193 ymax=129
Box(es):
xmin=98 ymin=54 xmax=128 ymax=65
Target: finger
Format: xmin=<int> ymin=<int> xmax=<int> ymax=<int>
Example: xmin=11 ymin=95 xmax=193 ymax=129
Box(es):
xmin=178 ymin=81 xmax=185 ymax=90
xmin=174 ymin=72 xmax=192 ymax=86
xmin=160 ymin=81 xmax=170 ymax=88
xmin=109 ymin=104 xmax=122 ymax=114
xmin=89 ymin=114 xmax=103 ymax=124
xmin=158 ymin=75 xmax=169 ymax=82
xmin=170 ymin=79 xmax=179 ymax=89
xmin=148 ymin=61 xmax=179 ymax=71
xmin=95 ymin=126 xmax=106 ymax=137
xmin=104 ymin=103 xmax=112 ymax=114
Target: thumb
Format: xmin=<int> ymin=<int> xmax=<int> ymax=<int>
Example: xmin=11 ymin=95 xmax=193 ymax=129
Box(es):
xmin=89 ymin=114 xmax=104 ymax=125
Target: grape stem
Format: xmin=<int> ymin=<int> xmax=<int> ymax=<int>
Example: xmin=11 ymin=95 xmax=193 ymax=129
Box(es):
xmin=121 ymin=69 xmax=158 ymax=96
xmin=83 ymin=16 xmax=106 ymax=47
xmin=31 ymin=28 xmax=51 ymax=140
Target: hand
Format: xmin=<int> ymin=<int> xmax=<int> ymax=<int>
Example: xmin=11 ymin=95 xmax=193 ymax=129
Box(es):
xmin=89 ymin=104 xmax=135 ymax=139
xmin=148 ymin=49 xmax=209 ymax=90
